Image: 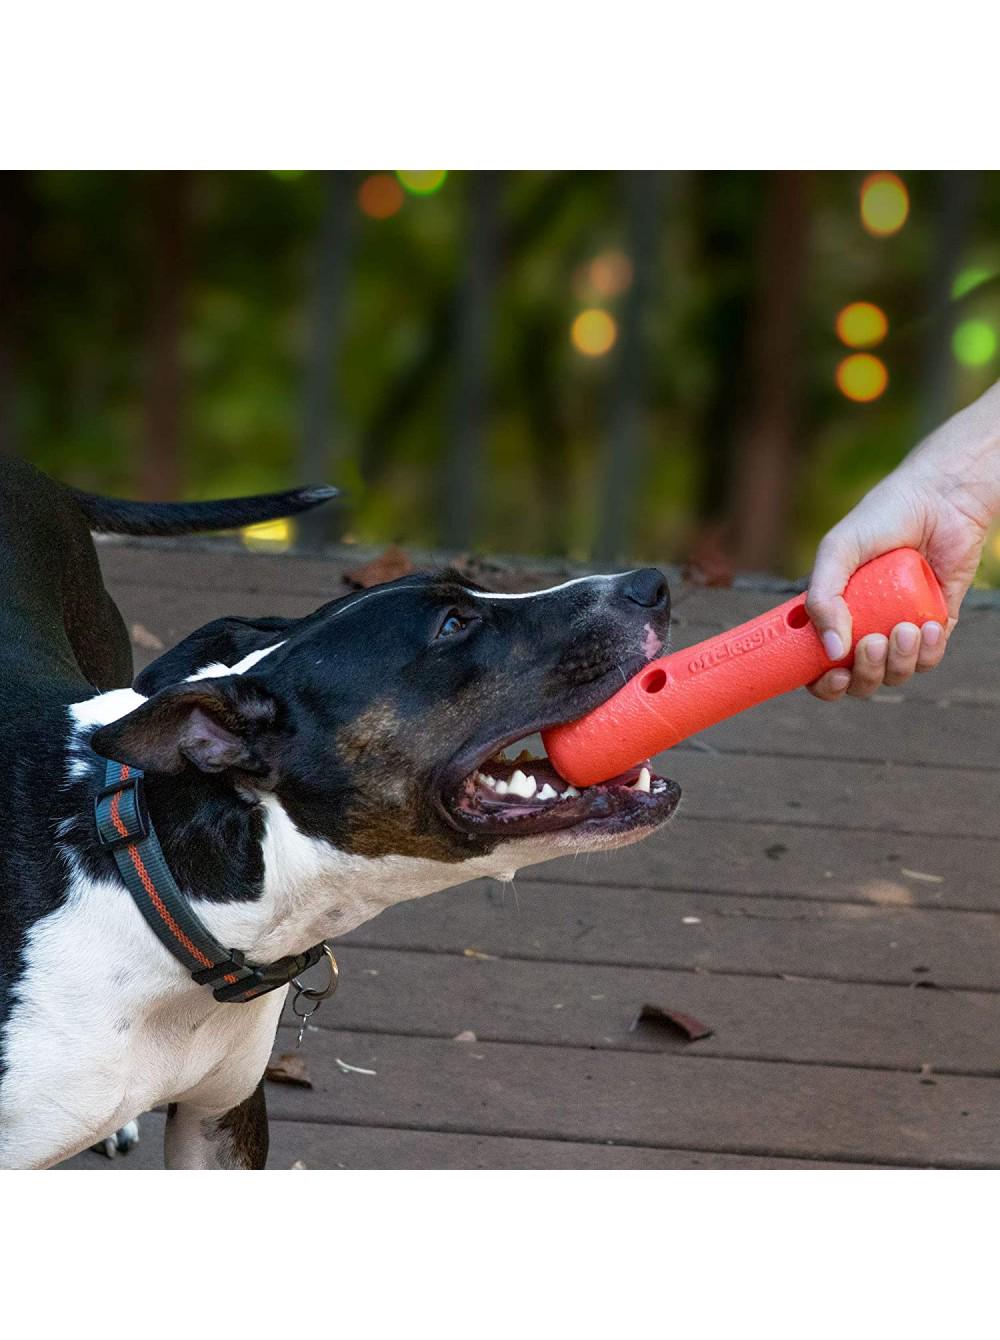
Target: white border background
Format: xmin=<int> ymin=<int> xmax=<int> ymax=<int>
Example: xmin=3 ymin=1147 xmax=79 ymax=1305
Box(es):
xmin=3 ymin=3 xmax=999 ymax=1330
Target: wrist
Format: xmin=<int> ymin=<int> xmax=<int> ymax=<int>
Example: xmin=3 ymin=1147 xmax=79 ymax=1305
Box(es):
xmin=911 ymin=396 xmax=1000 ymax=523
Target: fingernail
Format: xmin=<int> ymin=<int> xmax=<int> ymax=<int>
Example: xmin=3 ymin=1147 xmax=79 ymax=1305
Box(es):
xmin=922 ymin=621 xmax=942 ymax=648
xmin=865 ymin=635 xmax=888 ymax=665
xmin=822 ymin=631 xmax=845 ymax=661
xmin=895 ymin=624 xmax=918 ymax=655
xmin=829 ymin=670 xmax=851 ymax=692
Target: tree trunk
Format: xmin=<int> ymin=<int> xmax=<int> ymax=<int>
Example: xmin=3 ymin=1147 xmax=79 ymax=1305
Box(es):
xmin=441 ymin=171 xmax=501 ymax=550
xmin=298 ymin=171 xmax=355 ymax=548
xmin=918 ymin=171 xmax=978 ymax=439
xmin=594 ymin=171 xmax=666 ymax=562
xmin=726 ymin=170 xmax=810 ymax=572
xmin=140 ymin=172 xmax=189 ymax=500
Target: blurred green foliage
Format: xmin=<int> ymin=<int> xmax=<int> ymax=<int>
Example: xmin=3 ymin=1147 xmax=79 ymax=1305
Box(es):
xmin=4 ymin=170 xmax=999 ymax=582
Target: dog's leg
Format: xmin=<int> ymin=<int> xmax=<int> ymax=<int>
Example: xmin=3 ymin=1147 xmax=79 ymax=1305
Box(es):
xmin=164 ymin=1082 xmax=269 ymax=1170
xmin=93 ymin=1120 xmax=141 ymax=1160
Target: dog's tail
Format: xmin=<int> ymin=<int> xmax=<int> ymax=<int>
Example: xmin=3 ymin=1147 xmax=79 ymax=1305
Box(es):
xmin=68 ymin=484 xmax=339 ymax=537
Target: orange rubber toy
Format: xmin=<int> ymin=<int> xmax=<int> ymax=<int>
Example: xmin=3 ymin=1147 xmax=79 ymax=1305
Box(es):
xmin=543 ymin=548 xmax=947 ymax=788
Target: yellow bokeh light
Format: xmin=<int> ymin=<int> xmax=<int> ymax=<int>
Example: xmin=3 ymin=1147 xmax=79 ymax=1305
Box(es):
xmin=242 ymin=517 xmax=293 ymax=551
xmin=571 ymin=309 xmax=617 ymax=357
xmin=358 ymin=173 xmax=404 ymax=219
xmin=860 ymin=172 xmax=909 ymax=237
xmin=835 ymin=302 xmax=888 ymax=349
xmin=836 ymin=353 xmax=888 ymax=402
xmin=396 ymin=171 xmax=448 ymax=196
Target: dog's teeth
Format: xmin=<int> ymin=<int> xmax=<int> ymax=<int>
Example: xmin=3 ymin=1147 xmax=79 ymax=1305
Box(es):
xmin=507 ymin=769 xmax=537 ymax=799
xmin=493 ymin=780 xmax=509 ymax=795
xmin=563 ymin=786 xmax=580 ymax=799
xmin=536 ymin=783 xmax=558 ymax=802
xmin=634 ymin=766 xmax=651 ymax=794
xmin=481 ymin=774 xmax=497 ymax=789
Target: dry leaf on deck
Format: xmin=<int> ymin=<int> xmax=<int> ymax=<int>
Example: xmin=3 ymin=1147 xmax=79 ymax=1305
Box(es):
xmin=629 ymin=1003 xmax=714 ymax=1043
xmin=131 ymin=622 xmax=165 ymax=651
xmin=265 ymin=1052 xmax=313 ymax=1088
xmin=344 ymin=545 xmax=414 ymax=589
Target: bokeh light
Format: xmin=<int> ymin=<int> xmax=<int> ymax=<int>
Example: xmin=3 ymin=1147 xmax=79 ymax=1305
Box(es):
xmin=835 ymin=301 xmax=888 ymax=349
xmin=571 ymin=309 xmax=617 ymax=357
xmin=359 ymin=173 xmax=404 ymax=219
xmin=396 ymin=171 xmax=448 ymax=196
xmin=836 ymin=353 xmax=888 ymax=402
xmin=951 ymin=265 xmax=995 ymax=300
xmin=860 ymin=173 xmax=909 ymax=237
xmin=589 ymin=250 xmax=633 ymax=298
xmin=953 ymin=319 xmax=998 ymax=367
xmin=241 ymin=518 xmax=293 ymax=551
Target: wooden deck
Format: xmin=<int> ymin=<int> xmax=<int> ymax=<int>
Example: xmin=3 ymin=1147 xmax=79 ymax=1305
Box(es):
xmin=64 ymin=541 xmax=1000 ymax=1169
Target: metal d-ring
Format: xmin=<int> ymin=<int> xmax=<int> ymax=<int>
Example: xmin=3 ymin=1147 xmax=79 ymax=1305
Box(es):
xmin=292 ymin=943 xmax=339 ymax=1005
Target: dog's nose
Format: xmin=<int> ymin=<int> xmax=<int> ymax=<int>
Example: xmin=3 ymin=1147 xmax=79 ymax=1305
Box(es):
xmin=616 ymin=567 xmax=670 ymax=611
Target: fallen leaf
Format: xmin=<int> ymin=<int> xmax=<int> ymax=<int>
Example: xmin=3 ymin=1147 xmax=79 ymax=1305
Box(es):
xmin=901 ymin=868 xmax=944 ymax=884
xmin=765 ymin=843 xmax=788 ymax=860
xmin=453 ymin=1029 xmax=477 ymax=1043
xmin=683 ymin=526 xmax=734 ymax=588
xmin=629 ymin=1004 xmax=714 ymax=1043
xmin=131 ymin=622 xmax=164 ymax=651
xmin=919 ymin=1063 xmax=937 ymax=1086
xmin=265 ymin=1052 xmax=313 ymax=1088
xmin=463 ymin=947 xmax=498 ymax=961
xmin=334 ymin=1057 xmax=377 ymax=1076
xmin=344 ymin=545 xmax=414 ymax=589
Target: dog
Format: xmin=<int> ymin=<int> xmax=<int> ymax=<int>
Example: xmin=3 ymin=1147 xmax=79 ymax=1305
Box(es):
xmin=0 ymin=459 xmax=679 ymax=1168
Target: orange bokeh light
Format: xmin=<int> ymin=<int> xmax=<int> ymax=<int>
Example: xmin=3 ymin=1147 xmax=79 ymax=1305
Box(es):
xmin=836 ymin=353 xmax=888 ymax=402
xmin=835 ymin=301 xmax=889 ymax=349
xmin=860 ymin=173 xmax=909 ymax=237
xmin=571 ymin=309 xmax=617 ymax=357
xmin=358 ymin=173 xmax=404 ymax=220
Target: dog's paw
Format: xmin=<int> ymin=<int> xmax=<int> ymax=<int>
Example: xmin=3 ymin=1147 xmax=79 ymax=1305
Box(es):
xmin=94 ymin=1120 xmax=140 ymax=1159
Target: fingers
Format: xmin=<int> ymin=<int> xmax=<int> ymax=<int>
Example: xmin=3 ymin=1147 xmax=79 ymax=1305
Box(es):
xmin=916 ymin=620 xmax=947 ymax=672
xmin=846 ymin=634 xmax=890 ymax=698
xmin=807 ymin=620 xmax=948 ymax=702
xmin=807 ymin=668 xmax=852 ymax=702
xmin=805 ymin=533 xmax=860 ymax=661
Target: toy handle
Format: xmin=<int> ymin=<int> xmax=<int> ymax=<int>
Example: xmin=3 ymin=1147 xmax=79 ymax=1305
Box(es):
xmin=543 ymin=547 xmax=947 ymax=787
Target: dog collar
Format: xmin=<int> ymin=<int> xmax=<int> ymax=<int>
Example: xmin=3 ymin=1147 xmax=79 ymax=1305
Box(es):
xmin=94 ymin=759 xmax=327 ymax=1003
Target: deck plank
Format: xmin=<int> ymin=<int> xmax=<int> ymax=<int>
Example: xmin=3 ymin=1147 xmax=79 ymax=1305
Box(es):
xmin=344 ymin=880 xmax=1000 ymax=991
xmin=521 ymin=816 xmax=1000 ymax=911
xmin=60 ymin=1110 xmax=877 ymax=1170
xmin=258 ymin=1029 xmax=1000 ymax=1168
xmin=274 ymin=946 xmax=1000 ymax=1074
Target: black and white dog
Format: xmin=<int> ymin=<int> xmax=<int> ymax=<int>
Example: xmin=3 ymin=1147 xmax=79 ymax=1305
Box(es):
xmin=0 ymin=459 xmax=679 ymax=1169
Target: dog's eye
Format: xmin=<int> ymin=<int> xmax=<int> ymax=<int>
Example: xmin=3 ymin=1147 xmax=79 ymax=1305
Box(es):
xmin=436 ymin=610 xmax=473 ymax=639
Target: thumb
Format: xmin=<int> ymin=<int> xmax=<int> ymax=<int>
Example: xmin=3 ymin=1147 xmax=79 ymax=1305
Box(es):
xmin=805 ymin=532 xmax=861 ymax=662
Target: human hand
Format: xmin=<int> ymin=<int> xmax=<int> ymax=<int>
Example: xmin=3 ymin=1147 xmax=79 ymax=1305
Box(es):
xmin=806 ymin=400 xmax=998 ymax=701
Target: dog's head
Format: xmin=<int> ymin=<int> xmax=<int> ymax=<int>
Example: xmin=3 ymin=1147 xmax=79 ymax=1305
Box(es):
xmin=93 ymin=569 xmax=679 ymax=879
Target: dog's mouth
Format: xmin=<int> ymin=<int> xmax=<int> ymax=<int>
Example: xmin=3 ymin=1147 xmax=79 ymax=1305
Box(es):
xmin=445 ymin=742 xmax=679 ymax=839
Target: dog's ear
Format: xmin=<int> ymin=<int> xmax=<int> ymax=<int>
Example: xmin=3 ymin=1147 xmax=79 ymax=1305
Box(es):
xmin=134 ymin=615 xmax=293 ymax=696
xmin=92 ymin=678 xmax=283 ymax=781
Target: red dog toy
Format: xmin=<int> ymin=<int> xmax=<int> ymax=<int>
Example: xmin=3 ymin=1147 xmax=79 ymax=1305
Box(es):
xmin=543 ymin=547 xmax=947 ymax=788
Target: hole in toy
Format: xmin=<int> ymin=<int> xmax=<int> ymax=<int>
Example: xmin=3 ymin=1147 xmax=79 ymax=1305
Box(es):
xmin=642 ymin=668 xmax=667 ymax=693
xmin=786 ymin=602 xmax=810 ymax=629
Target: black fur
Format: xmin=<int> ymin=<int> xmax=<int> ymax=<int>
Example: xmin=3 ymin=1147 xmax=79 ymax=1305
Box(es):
xmin=0 ymin=461 xmax=334 ymax=1078
xmin=68 ymin=484 xmax=338 ymax=536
